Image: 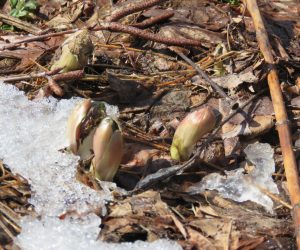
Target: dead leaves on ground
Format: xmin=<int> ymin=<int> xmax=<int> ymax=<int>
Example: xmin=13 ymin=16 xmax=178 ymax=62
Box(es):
xmin=100 ymin=190 xmax=293 ymax=250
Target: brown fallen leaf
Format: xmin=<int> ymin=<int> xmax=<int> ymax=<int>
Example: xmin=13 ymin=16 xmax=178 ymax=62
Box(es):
xmin=169 ymin=213 xmax=187 ymax=239
xmin=185 ymin=226 xmax=215 ymax=250
xmin=100 ymin=190 xmax=184 ymax=243
xmin=197 ymin=205 xmax=220 ymax=217
xmin=0 ymin=37 xmax=46 ymax=70
xmin=211 ymin=71 xmax=258 ymax=89
xmin=222 ymin=115 xmax=274 ymax=139
xmin=236 ymin=236 xmax=265 ymax=250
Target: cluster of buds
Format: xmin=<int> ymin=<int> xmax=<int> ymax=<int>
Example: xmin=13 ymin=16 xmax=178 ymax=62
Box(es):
xmin=67 ymin=101 xmax=216 ymax=182
xmin=170 ymin=106 xmax=217 ymax=161
xmin=67 ymin=99 xmax=123 ymax=181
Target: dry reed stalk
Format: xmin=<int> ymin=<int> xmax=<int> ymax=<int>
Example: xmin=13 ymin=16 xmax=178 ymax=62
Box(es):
xmin=245 ymin=1 xmax=300 ymax=248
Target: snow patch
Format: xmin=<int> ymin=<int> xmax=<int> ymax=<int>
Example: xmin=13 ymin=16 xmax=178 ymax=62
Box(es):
xmin=0 ymin=82 xmax=181 ymax=250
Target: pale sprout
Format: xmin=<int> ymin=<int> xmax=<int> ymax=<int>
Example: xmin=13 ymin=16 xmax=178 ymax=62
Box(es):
xmin=66 ymin=100 xmax=123 ymax=181
xmin=51 ymin=29 xmax=94 ymax=73
xmin=90 ymin=117 xmax=123 ymax=181
xmin=67 ymin=99 xmax=92 ymax=155
xmin=170 ymin=106 xmax=216 ymax=161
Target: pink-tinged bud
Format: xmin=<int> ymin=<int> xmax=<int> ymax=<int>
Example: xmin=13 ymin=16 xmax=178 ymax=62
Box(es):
xmin=90 ymin=117 xmax=123 ymax=181
xmin=170 ymin=106 xmax=216 ymax=161
xmin=67 ymin=99 xmax=92 ymax=154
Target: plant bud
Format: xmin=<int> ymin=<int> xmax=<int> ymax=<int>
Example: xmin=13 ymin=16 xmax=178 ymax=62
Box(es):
xmin=90 ymin=117 xmax=123 ymax=181
xmin=51 ymin=29 xmax=94 ymax=73
xmin=66 ymin=99 xmax=107 ymax=160
xmin=67 ymin=99 xmax=92 ymax=154
xmin=170 ymin=106 xmax=216 ymax=161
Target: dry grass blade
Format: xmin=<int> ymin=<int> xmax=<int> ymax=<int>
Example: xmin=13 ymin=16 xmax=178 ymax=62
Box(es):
xmin=245 ymin=1 xmax=300 ymax=248
xmin=0 ymin=13 xmax=43 ymax=35
xmin=174 ymin=50 xmax=229 ymax=100
xmin=0 ymin=161 xmax=32 ymax=247
xmin=0 ymin=216 xmax=15 ymax=241
xmin=0 ymin=202 xmax=20 ymax=225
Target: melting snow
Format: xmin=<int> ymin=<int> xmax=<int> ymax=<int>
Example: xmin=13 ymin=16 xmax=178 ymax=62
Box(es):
xmin=0 ymin=82 xmax=181 ymax=250
xmin=188 ymin=143 xmax=279 ymax=212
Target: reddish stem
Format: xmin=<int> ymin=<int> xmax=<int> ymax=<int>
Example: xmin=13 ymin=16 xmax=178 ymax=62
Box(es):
xmin=98 ymin=22 xmax=202 ymax=47
xmin=106 ymin=0 xmax=167 ymax=22
xmin=130 ymin=10 xmax=174 ymax=29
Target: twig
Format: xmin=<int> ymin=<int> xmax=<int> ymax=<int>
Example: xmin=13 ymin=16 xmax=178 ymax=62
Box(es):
xmin=106 ymin=0 xmax=167 ymax=22
xmin=174 ymin=50 xmax=229 ymax=100
xmin=211 ymin=89 xmax=267 ymax=137
xmin=95 ymin=43 xmax=191 ymax=68
xmin=132 ymin=89 xmax=266 ymax=192
xmin=0 ymin=69 xmax=83 ymax=83
xmin=224 ymin=220 xmax=232 ymax=250
xmin=123 ymin=134 xmax=169 ymax=151
xmin=131 ymin=10 xmax=174 ymax=29
xmin=1 ymin=21 xmax=203 ymax=51
xmin=1 ymin=17 xmax=203 ymax=51
xmin=97 ymin=22 xmax=203 ymax=47
xmin=0 ymin=68 xmax=61 ymax=82
xmin=254 ymin=184 xmax=292 ymax=210
xmin=0 ymin=29 xmax=78 ymax=51
xmin=40 ymin=70 xmax=85 ymax=98
xmin=245 ymin=1 xmax=300 ymax=248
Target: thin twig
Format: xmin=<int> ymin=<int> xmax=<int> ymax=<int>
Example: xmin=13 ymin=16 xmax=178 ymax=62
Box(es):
xmin=0 ymin=29 xmax=78 ymax=51
xmin=254 ymin=184 xmax=292 ymax=210
xmin=245 ymin=1 xmax=300 ymax=248
xmin=209 ymin=89 xmax=267 ymax=138
xmin=106 ymin=0 xmax=167 ymax=22
xmin=97 ymin=22 xmax=203 ymax=47
xmin=1 ymin=21 xmax=203 ymax=51
xmin=0 ymin=68 xmax=61 ymax=82
xmin=174 ymin=50 xmax=230 ymax=100
xmin=0 ymin=69 xmax=83 ymax=83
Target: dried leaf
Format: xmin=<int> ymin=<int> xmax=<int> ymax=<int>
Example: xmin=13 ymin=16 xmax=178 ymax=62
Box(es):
xmin=197 ymin=205 xmax=220 ymax=217
xmin=170 ymin=213 xmax=187 ymax=239
xmin=212 ymin=71 xmax=258 ymax=89
xmin=186 ymin=227 xmax=215 ymax=250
